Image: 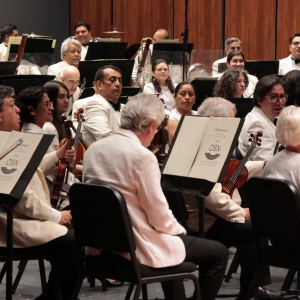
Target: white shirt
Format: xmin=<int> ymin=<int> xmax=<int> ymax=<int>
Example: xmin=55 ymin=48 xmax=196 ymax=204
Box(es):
xmin=169 ymin=107 xmax=197 ymax=123
xmin=278 ymin=54 xmax=300 ymax=75
xmin=47 ymin=60 xmax=72 ymax=80
xmin=143 ymin=83 xmax=176 ymax=112
xmin=80 ymin=45 xmax=89 ymax=61
xmin=0 ymin=43 xmax=7 ymax=61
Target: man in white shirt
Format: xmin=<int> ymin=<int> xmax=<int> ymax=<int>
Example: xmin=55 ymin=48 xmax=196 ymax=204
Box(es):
xmin=74 ymin=21 xmax=92 ymax=61
xmin=212 ymin=37 xmax=242 ymax=76
xmin=0 ymin=24 xmax=18 ymax=61
xmin=47 ymin=38 xmax=82 ymax=80
xmin=60 ymin=66 xmax=81 ymax=117
xmin=82 ymin=65 xmax=122 ymax=144
xmin=278 ymin=33 xmax=300 ymax=75
xmin=132 ymin=29 xmax=182 ymax=85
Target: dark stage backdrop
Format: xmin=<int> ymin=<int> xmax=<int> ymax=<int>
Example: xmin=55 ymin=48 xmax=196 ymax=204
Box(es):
xmin=0 ymin=0 xmax=70 ymax=63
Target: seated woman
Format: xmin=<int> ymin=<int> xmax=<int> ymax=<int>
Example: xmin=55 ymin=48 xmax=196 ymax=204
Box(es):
xmin=238 ymin=75 xmax=286 ymax=161
xmin=16 ymin=86 xmax=77 ymax=210
xmin=213 ymin=67 xmax=249 ymax=98
xmin=214 ymin=50 xmax=258 ymax=98
xmin=43 ymin=80 xmax=70 ymax=149
xmin=143 ymin=59 xmax=176 ymax=112
xmin=281 ymin=70 xmax=300 ymax=106
xmin=168 ymin=81 xmax=197 ymax=142
xmin=264 ymin=105 xmax=300 ymax=190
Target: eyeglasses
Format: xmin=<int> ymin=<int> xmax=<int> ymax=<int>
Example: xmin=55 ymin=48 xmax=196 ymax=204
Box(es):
xmin=264 ymin=95 xmax=288 ymax=103
xmin=42 ymin=101 xmax=53 ymax=108
xmin=67 ymin=80 xmax=80 ymax=85
xmin=156 ymin=68 xmax=168 ymax=73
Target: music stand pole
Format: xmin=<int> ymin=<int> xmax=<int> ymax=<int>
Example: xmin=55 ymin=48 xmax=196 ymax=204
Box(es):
xmin=181 ymin=0 xmax=189 ymax=81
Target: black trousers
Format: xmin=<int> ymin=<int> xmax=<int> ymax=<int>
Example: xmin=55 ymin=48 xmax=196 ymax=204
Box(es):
xmin=0 ymin=229 xmax=80 ymax=300
xmin=162 ymin=234 xmax=229 ymax=300
xmin=205 ymin=218 xmax=271 ymax=300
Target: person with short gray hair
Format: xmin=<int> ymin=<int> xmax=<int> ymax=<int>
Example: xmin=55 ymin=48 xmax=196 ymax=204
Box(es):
xmin=47 ymin=38 xmax=82 ymax=80
xmin=212 ymin=37 xmax=242 ymax=76
xmin=83 ymin=93 xmax=229 ymax=300
xmin=197 ymin=97 xmax=237 ymax=117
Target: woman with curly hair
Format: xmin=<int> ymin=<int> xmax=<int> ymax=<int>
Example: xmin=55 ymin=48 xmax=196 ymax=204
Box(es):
xmin=282 ymin=70 xmax=300 ymax=106
xmin=214 ymin=50 xmax=258 ymax=98
xmin=213 ymin=67 xmax=249 ymax=98
xmin=143 ymin=59 xmax=176 ymax=111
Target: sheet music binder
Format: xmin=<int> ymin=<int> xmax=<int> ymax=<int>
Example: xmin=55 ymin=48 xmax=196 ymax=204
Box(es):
xmin=162 ymin=115 xmax=244 ymax=196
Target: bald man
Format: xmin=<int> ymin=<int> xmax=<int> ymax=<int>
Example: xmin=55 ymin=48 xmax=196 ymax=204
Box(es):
xmin=131 ymin=29 xmax=181 ymax=85
xmin=61 ymin=66 xmax=81 ymax=118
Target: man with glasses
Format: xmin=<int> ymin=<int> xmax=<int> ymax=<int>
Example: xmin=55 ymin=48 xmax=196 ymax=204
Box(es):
xmin=82 ymin=65 xmax=123 ymax=144
xmin=212 ymin=37 xmax=242 ymax=76
xmin=47 ymin=38 xmax=82 ymax=80
xmin=238 ymin=75 xmax=286 ymax=162
xmin=60 ymin=66 xmax=81 ymax=118
xmin=279 ymin=33 xmax=300 ymax=75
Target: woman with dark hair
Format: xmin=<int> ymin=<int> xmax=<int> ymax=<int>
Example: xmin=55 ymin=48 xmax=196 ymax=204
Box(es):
xmin=281 ymin=70 xmax=300 ymax=106
xmin=214 ymin=50 xmax=258 ymax=98
xmin=43 ymin=80 xmax=70 ymax=147
xmin=168 ymin=82 xmax=197 ymax=142
xmin=213 ymin=67 xmax=249 ymax=98
xmin=238 ymin=75 xmax=286 ymax=161
xmin=143 ymin=59 xmax=176 ymax=111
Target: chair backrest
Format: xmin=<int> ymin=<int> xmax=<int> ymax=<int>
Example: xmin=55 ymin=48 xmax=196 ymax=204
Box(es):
xmin=247 ymin=177 xmax=300 ymax=245
xmin=69 ymin=182 xmax=136 ymax=254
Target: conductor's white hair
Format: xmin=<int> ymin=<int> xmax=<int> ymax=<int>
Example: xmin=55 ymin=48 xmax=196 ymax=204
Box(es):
xmin=61 ymin=38 xmax=82 ymax=60
xmin=197 ymin=97 xmax=237 ymax=117
xmin=121 ymin=93 xmax=165 ymax=134
xmin=276 ymin=106 xmax=300 ymax=146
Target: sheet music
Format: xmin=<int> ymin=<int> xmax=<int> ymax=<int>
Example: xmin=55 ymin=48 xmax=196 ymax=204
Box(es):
xmin=0 ymin=130 xmax=43 ymax=194
xmin=5 ymin=36 xmax=22 ymax=61
xmin=51 ymin=39 xmax=56 ymax=49
xmin=163 ymin=116 xmax=241 ymax=182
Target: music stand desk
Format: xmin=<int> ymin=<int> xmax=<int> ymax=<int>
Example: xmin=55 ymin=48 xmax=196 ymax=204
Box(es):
xmin=85 ymin=42 xmax=128 ymax=60
xmin=0 ymin=62 xmax=19 ymax=76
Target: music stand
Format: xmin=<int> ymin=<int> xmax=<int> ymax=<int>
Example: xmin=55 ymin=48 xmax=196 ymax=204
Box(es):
xmin=0 ymin=62 xmax=19 ymax=76
xmin=78 ymin=59 xmax=134 ymax=88
xmin=225 ymin=97 xmax=254 ymax=118
xmin=217 ymin=62 xmax=228 ymax=73
xmin=9 ymin=38 xmax=54 ymax=55
xmin=245 ymin=61 xmax=280 ymax=79
xmin=85 ymin=42 xmax=128 ymax=60
xmin=191 ymin=77 xmax=218 ymax=110
xmin=0 ymin=75 xmax=55 ymax=95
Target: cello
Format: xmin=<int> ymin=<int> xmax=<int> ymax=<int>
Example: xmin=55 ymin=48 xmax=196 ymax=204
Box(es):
xmin=222 ymin=131 xmax=263 ymax=196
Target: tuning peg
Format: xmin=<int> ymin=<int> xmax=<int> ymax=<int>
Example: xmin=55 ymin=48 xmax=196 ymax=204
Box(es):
xmin=258 ymin=143 xmax=261 ymax=146
xmin=258 ymin=139 xmax=262 ymax=142
xmin=248 ymin=138 xmax=252 ymax=142
xmin=250 ymin=134 xmax=254 ymax=137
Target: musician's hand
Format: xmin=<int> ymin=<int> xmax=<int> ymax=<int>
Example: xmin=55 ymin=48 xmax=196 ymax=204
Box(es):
xmin=65 ymin=146 xmax=76 ymax=163
xmin=244 ymin=208 xmax=251 ymax=220
xmin=59 ymin=210 xmax=72 ymax=225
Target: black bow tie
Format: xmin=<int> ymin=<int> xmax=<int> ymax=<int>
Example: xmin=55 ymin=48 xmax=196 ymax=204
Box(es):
xmin=273 ymin=118 xmax=278 ymax=126
xmin=292 ymin=57 xmax=300 ymax=64
xmin=107 ymin=99 xmax=121 ymax=111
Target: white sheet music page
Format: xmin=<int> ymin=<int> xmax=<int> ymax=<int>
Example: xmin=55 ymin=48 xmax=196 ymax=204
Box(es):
xmin=5 ymin=36 xmax=22 ymax=61
xmin=188 ymin=117 xmax=240 ymax=181
xmin=0 ymin=130 xmax=43 ymax=194
xmin=163 ymin=116 xmax=209 ymax=176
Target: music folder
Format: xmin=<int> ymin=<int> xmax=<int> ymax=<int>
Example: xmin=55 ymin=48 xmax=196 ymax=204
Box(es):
xmin=162 ymin=115 xmax=244 ymax=195
xmin=0 ymin=130 xmax=53 ymax=208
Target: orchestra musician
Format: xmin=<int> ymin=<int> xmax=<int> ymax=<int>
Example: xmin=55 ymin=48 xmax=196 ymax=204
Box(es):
xmin=82 ymin=65 xmax=122 ymax=144
xmin=0 ymin=24 xmax=18 ymax=61
xmin=281 ymin=70 xmax=300 ymax=106
xmin=131 ymin=29 xmax=182 ymax=85
xmin=0 ymin=85 xmax=80 ymax=300
xmin=16 ymin=86 xmax=77 ymax=210
xmin=213 ymin=67 xmax=249 ymax=98
xmin=186 ymin=97 xmax=279 ymax=300
xmin=213 ymin=50 xmax=258 ymax=98
xmin=60 ymin=66 xmax=81 ymax=117
xmin=47 ymin=38 xmax=82 ymax=80
xmin=167 ymin=81 xmax=197 ymax=142
xmin=238 ymin=75 xmax=286 ymax=161
xmin=74 ymin=21 xmax=92 ymax=60
xmin=83 ymin=93 xmax=229 ymax=300
xmin=143 ymin=59 xmax=176 ymax=112
xmin=278 ymin=33 xmax=300 ymax=75
xmin=212 ymin=37 xmax=242 ymax=76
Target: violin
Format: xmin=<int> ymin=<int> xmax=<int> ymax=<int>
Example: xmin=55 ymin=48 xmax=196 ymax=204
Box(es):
xmin=51 ymin=117 xmax=73 ymax=208
xmin=149 ymin=115 xmax=169 ymax=163
xmin=222 ymin=131 xmax=263 ymax=196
